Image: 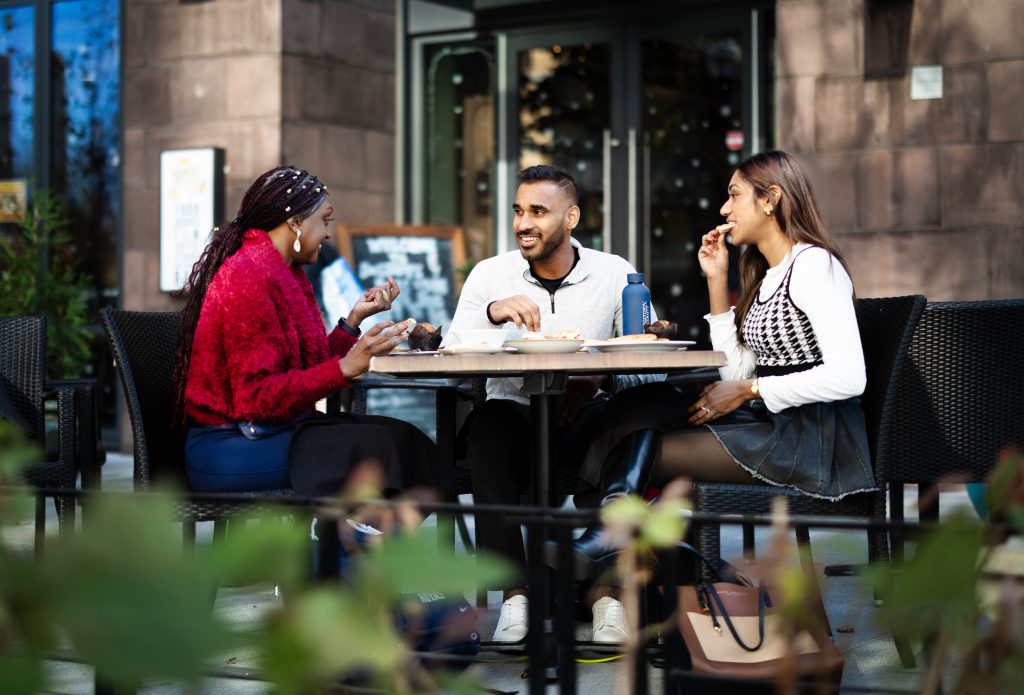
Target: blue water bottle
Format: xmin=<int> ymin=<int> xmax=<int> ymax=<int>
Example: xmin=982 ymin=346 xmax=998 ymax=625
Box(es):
xmin=622 ymin=273 xmax=652 ymax=335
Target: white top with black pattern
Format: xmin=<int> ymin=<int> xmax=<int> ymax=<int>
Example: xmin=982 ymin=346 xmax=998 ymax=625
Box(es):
xmin=704 ymin=243 xmax=866 ymax=414
xmin=742 ymin=247 xmax=823 ymax=368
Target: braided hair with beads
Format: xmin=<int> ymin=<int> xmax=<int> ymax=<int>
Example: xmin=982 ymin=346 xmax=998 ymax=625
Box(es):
xmin=171 ymin=165 xmax=329 ymax=435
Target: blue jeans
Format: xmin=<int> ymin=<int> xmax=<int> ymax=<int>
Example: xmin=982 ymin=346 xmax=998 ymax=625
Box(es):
xmin=185 ymin=422 xmax=295 ymax=492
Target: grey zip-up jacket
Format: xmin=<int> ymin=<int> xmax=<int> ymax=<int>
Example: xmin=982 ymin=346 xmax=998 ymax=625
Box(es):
xmin=445 ymin=237 xmax=663 ymax=404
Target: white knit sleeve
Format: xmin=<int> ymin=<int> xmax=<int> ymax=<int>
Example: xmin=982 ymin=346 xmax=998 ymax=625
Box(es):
xmin=705 ymin=309 xmax=757 ymax=380
xmin=758 ymin=249 xmax=866 ymax=413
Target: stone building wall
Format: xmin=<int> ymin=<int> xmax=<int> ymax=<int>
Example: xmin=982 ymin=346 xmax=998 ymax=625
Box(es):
xmin=280 ymin=0 xmax=397 ymax=226
xmin=120 ymin=0 xmax=395 ymax=448
xmin=775 ymin=0 xmax=1024 ymax=300
xmin=121 ymin=0 xmax=396 ymax=314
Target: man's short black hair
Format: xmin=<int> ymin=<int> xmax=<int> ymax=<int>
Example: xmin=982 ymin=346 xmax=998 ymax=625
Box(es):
xmin=518 ymin=165 xmax=579 ymax=206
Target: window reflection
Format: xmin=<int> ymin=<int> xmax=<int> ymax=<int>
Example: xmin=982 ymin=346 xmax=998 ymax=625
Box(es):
xmin=0 ymin=5 xmax=34 ymax=179
xmin=51 ymin=0 xmax=120 ymax=296
xmin=424 ymin=43 xmax=494 ymax=267
xmin=50 ymin=0 xmax=120 ymax=433
xmin=518 ymin=43 xmax=609 ymax=251
xmin=642 ymin=35 xmax=743 ymax=343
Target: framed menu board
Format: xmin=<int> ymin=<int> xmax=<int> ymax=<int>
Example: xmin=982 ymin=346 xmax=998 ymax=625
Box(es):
xmin=159 ymin=148 xmax=225 ymax=292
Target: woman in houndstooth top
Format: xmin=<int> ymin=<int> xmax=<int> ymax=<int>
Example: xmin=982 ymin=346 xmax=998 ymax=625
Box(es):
xmin=565 ymin=150 xmax=874 ymax=579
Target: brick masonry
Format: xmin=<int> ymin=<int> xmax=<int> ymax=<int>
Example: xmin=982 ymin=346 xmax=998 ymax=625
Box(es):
xmin=775 ymin=0 xmax=1024 ymax=302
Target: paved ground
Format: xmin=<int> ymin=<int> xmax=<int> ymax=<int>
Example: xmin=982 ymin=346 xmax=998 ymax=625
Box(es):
xmin=11 ymin=451 xmax=973 ymax=694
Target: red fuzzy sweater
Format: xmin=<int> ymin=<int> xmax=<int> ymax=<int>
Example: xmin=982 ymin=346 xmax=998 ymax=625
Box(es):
xmin=185 ymin=230 xmax=357 ymax=425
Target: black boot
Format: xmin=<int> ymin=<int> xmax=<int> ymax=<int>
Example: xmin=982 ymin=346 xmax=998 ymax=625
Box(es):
xmin=547 ymin=429 xmax=660 ymax=581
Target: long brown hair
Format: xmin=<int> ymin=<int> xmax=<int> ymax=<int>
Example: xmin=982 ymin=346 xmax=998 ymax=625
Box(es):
xmin=732 ymin=150 xmax=852 ymax=337
xmin=171 ymin=166 xmax=328 ymax=433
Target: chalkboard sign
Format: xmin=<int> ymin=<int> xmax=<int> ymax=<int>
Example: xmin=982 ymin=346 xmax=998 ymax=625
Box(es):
xmin=337 ymin=225 xmax=466 ymax=440
xmin=337 ymin=225 xmax=465 ymax=329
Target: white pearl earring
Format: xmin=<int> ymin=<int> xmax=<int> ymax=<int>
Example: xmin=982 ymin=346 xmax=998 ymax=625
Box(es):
xmin=292 ymin=228 xmax=302 ymax=253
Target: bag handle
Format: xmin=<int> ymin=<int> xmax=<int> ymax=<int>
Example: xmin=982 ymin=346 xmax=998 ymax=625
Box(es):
xmin=677 ymin=542 xmax=757 ymax=587
xmin=698 ymin=581 xmax=769 ymax=652
xmin=678 ymin=542 xmax=724 ymax=583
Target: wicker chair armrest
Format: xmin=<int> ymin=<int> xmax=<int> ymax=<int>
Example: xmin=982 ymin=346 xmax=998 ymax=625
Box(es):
xmin=45 ymin=378 xmax=103 ymax=489
xmin=350 ymin=375 xmax=478 ymax=413
xmin=352 ymin=375 xmax=461 ymax=392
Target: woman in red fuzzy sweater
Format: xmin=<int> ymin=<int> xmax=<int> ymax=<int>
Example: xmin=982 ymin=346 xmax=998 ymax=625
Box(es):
xmin=172 ymin=165 xmax=437 ymax=493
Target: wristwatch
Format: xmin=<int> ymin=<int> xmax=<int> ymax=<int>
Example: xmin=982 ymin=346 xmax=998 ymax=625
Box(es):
xmin=749 ymin=378 xmax=760 ymax=398
xmin=337 ymin=317 xmax=362 ymax=338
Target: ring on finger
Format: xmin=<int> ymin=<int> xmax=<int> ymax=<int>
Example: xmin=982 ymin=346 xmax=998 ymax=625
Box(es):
xmin=700 ymin=405 xmax=711 ymax=415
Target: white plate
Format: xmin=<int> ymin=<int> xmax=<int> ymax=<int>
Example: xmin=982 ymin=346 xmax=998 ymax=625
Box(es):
xmin=589 ymin=340 xmax=696 ymax=353
xmin=439 ymin=345 xmax=512 ymax=355
xmin=389 ymin=350 xmax=440 ymax=356
xmin=504 ymin=338 xmax=585 ymax=354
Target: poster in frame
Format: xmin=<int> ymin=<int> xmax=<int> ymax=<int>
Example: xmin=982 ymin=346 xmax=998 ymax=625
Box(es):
xmin=0 ymin=179 xmax=28 ymax=223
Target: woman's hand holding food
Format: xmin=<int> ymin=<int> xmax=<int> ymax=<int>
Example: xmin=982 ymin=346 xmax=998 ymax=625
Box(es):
xmin=699 ymin=223 xmax=734 ymax=315
xmin=347 ymin=277 xmax=401 ymax=328
xmin=339 ymin=319 xmax=412 ymax=379
xmin=697 ymin=223 xmax=733 ymax=280
xmin=687 ymin=379 xmax=753 ymax=426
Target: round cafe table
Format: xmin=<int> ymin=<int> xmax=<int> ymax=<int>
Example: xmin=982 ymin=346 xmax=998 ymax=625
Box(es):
xmin=368 ymin=346 xmax=726 ymax=692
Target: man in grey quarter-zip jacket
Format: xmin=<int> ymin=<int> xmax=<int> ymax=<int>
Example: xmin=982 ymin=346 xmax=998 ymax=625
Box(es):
xmin=445 ymin=165 xmax=662 ymax=645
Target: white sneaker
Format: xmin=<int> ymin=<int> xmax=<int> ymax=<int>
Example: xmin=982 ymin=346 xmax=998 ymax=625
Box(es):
xmin=492 ymin=594 xmax=528 ymax=643
xmin=592 ymin=596 xmax=628 ymax=643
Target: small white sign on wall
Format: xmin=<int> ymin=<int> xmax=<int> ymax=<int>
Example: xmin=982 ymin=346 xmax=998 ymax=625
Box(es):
xmin=159 ymin=148 xmax=224 ymax=292
xmin=910 ymin=65 xmax=943 ymax=100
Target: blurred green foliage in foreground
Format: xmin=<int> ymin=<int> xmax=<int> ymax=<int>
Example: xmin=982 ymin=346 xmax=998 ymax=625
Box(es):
xmin=865 ymin=448 xmax=1024 ymax=695
xmin=0 ymin=421 xmax=513 ymax=694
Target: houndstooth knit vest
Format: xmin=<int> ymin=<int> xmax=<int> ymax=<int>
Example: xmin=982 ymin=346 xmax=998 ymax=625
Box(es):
xmin=742 ymin=248 xmax=823 ymax=374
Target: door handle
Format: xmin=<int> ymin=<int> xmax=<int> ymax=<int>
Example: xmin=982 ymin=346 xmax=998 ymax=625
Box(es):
xmin=602 ymin=129 xmax=616 ymax=253
xmin=628 ymin=127 xmax=638 ymax=268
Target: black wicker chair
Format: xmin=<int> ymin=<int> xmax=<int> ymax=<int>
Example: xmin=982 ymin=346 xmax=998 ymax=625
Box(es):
xmin=100 ymin=308 xmax=292 ymax=544
xmin=886 ymin=299 xmax=1024 ymax=561
xmin=1 ymin=315 xmax=100 ymax=554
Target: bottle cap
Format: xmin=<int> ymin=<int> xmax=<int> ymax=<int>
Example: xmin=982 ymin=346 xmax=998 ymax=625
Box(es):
xmin=626 ymin=273 xmax=645 ymax=283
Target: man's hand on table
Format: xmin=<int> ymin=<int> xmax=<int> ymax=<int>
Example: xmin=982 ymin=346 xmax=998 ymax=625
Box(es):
xmin=556 ymin=375 xmax=603 ymax=426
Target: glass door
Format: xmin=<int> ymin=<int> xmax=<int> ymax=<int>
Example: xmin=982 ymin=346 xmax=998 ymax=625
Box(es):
xmin=503 ymin=13 xmax=757 ymax=339
xmin=630 ymin=20 xmax=750 ymax=341
xmin=506 ymin=29 xmax=624 ymax=253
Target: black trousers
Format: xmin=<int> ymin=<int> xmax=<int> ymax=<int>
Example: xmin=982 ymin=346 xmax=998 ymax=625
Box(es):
xmin=465 ymin=397 xmax=607 ymax=586
xmin=289 ymin=412 xmax=440 ymax=498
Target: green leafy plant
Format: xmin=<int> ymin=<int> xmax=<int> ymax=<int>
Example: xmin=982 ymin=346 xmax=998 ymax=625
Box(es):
xmin=600 ymin=481 xmax=691 ymax=691
xmin=0 ymin=187 xmax=92 ymax=377
xmin=865 ymin=448 xmax=1024 ymax=695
